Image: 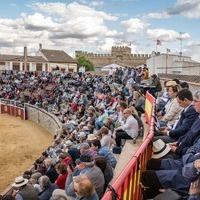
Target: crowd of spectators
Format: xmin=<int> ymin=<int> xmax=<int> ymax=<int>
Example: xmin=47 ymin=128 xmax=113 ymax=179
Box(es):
xmin=1 ymin=67 xmax=199 ymax=199
xmin=141 ymin=77 xmax=200 ymax=200
xmin=0 ymin=66 xmax=150 ymax=200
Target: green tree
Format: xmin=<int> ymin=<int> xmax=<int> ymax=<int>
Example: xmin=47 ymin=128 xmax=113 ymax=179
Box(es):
xmin=75 ymin=56 xmax=94 ymax=71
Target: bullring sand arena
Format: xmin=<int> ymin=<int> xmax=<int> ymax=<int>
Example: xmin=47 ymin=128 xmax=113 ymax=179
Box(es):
xmin=0 ymin=114 xmax=53 ymax=193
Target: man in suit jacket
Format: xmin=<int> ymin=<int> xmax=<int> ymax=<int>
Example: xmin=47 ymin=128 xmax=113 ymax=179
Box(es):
xmin=154 ymin=89 xmax=198 ymax=143
xmin=141 ymin=90 xmax=200 ymax=199
xmin=141 ymin=136 xmax=200 ymax=199
xmin=44 ymin=159 xmax=58 ymax=183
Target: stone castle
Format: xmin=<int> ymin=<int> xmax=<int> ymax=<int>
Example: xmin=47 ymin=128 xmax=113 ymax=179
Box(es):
xmin=75 ymin=46 xmax=150 ymax=68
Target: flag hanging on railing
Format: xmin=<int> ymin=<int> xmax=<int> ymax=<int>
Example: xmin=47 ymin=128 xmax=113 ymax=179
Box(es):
xmin=156 ymin=39 xmax=162 ymax=45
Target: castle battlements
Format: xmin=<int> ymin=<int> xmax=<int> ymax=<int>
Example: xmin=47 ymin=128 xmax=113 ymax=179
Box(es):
xmin=75 ymin=51 xmax=150 ymax=58
xmin=75 ymin=46 xmax=150 ymax=68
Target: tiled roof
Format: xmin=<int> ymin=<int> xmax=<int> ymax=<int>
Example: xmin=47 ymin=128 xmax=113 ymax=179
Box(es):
xmin=159 ymin=73 xmax=200 ymax=83
xmin=40 ymin=49 xmax=76 ymax=63
xmin=0 ymin=55 xmax=46 ymax=62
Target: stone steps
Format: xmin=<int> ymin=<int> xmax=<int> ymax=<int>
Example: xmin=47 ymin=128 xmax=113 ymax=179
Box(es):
xmin=111 ymin=114 xmax=149 ymax=184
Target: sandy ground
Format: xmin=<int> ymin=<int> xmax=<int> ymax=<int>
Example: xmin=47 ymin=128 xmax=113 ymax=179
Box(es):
xmin=0 ymin=114 xmax=53 ymax=194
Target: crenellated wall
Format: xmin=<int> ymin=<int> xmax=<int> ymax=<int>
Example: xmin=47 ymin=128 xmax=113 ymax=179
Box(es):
xmin=75 ymin=46 xmax=150 ymax=68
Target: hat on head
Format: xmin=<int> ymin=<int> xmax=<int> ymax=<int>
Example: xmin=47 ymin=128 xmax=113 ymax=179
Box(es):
xmin=65 ymin=140 xmax=73 ymax=147
xmin=12 ymin=176 xmax=28 ymax=187
xmin=83 ymin=126 xmax=89 ymax=131
xmin=166 ymin=81 xmax=177 ymax=87
xmin=52 ymin=189 xmax=68 ymax=198
xmin=79 ymin=132 xmax=86 ymax=138
xmin=152 ymin=139 xmax=171 ymax=159
xmin=87 ymin=134 xmax=96 ymax=141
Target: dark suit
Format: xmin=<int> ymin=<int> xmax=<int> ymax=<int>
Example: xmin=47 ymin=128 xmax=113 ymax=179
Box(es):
xmin=45 ymin=165 xmax=58 ymax=183
xmin=154 ymin=105 xmax=198 ymax=143
xmin=176 ymin=116 xmax=200 ymax=157
xmin=169 ymin=105 xmax=198 ymax=140
xmin=39 ymin=184 xmax=58 ymax=200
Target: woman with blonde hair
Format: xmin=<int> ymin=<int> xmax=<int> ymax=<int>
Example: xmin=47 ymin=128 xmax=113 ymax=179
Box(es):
xmin=134 ymin=90 xmax=145 ymax=117
xmin=128 ymin=105 xmax=144 ymax=137
xmin=159 ymin=85 xmax=183 ymax=127
xmin=73 ymin=174 xmax=99 ymax=200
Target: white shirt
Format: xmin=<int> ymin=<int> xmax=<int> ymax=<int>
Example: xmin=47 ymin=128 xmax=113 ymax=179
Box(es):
xmin=117 ymin=115 xmax=139 ymax=138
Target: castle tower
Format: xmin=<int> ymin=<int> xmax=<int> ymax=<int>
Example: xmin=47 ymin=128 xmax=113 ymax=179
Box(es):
xmin=75 ymin=46 xmax=150 ymax=70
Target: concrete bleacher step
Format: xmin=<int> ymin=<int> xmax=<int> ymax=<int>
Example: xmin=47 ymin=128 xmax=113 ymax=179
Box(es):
xmin=111 ymin=137 xmax=143 ymax=184
xmin=111 ymin=114 xmax=149 ymax=184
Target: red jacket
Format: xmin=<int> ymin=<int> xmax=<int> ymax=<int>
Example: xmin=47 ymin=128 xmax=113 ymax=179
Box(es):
xmin=55 ymin=174 xmax=67 ymax=189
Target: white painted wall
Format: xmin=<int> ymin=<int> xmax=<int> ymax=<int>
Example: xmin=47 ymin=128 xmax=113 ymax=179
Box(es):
xmin=49 ymin=63 xmax=77 ymax=72
xmin=147 ymin=52 xmax=200 ymax=76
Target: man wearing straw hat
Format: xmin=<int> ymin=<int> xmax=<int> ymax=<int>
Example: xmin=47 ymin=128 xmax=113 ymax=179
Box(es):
xmin=141 ymin=90 xmax=200 ymax=199
xmin=12 ymin=176 xmax=39 ymax=199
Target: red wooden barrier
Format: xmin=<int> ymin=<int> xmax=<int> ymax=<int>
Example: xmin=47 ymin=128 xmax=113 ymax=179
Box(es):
xmin=1 ymin=104 xmax=10 ymax=114
xmin=102 ymin=93 xmax=155 ymax=200
xmin=0 ymin=99 xmax=26 ymax=120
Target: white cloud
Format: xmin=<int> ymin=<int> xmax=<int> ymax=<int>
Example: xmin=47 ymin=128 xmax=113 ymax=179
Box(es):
xmin=0 ymin=2 xmax=120 ymax=55
xmin=29 ymin=2 xmax=116 ymax=21
xmin=28 ymin=2 xmax=68 ymax=17
xmin=90 ymin=1 xmax=104 ymax=6
xmin=146 ymin=28 xmax=190 ymax=42
xmin=121 ymin=18 xmax=149 ymax=34
xmin=97 ymin=38 xmax=115 ymax=52
xmin=167 ymin=0 xmax=200 ymax=18
xmin=145 ymin=0 xmax=200 ymax=19
xmin=22 ymin=12 xmax=59 ymax=30
xmin=185 ymin=41 xmax=200 ymax=62
xmin=145 ymin=12 xmax=169 ymax=19
xmin=26 ymin=2 xmax=118 ymax=39
xmin=105 ymin=30 xmax=124 ymax=38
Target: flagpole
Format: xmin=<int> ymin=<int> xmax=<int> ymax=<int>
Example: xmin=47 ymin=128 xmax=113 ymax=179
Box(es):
xmin=156 ymin=41 xmax=158 ymax=52
xmin=166 ymin=49 xmax=168 ymax=74
xmin=156 ymin=40 xmax=158 ymax=53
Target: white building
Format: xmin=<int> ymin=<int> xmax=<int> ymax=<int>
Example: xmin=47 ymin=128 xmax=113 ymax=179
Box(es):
xmin=36 ymin=44 xmax=77 ymax=72
xmin=0 ymin=45 xmax=77 ymax=72
xmin=147 ymin=52 xmax=200 ymax=76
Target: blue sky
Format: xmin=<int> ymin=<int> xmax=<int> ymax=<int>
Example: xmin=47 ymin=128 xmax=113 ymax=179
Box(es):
xmin=0 ymin=0 xmax=200 ymax=62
